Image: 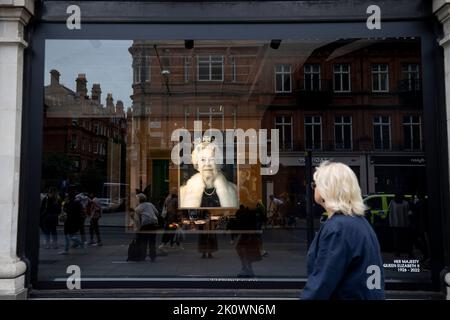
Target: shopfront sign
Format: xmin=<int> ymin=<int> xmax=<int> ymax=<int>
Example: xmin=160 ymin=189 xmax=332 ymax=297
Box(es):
xmin=370 ymin=156 xmax=426 ymax=166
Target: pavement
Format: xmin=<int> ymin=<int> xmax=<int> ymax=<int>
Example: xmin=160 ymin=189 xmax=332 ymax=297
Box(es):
xmin=35 ymin=212 xmax=435 ymax=298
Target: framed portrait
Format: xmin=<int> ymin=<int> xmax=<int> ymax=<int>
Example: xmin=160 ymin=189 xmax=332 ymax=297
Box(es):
xmin=178 ymin=139 xmax=239 ymax=209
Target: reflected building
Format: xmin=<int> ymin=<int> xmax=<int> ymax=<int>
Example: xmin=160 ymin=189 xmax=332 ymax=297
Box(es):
xmin=127 ymin=41 xmax=268 ymax=211
xmin=262 ymin=38 xmax=425 ymax=202
xmin=127 ymin=39 xmax=425 ymax=212
xmin=43 ymin=70 xmax=127 ymax=197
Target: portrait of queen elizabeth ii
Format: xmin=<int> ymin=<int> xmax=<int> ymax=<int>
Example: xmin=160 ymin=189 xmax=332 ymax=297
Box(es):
xmin=179 ymin=137 xmax=238 ymax=209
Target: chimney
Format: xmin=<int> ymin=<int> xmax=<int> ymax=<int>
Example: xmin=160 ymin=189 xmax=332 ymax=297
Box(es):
xmin=50 ymin=70 xmax=60 ymax=86
xmin=76 ymin=74 xmax=88 ymax=97
xmin=106 ymin=93 xmax=114 ymax=113
xmin=91 ymin=84 xmax=102 ymax=103
xmin=116 ymin=100 xmax=124 ymax=115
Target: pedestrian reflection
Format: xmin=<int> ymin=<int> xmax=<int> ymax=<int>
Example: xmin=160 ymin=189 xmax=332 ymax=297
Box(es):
xmin=234 ymin=205 xmax=262 ymax=277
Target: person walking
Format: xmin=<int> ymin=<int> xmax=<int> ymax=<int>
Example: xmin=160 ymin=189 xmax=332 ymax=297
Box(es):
xmin=158 ymin=193 xmax=180 ymax=251
xmin=301 ymin=161 xmax=385 ymax=300
xmin=235 ymin=206 xmax=262 ymax=277
xmin=388 ymin=193 xmax=413 ymax=258
xmin=59 ymin=188 xmax=83 ymax=255
xmin=87 ymin=193 xmax=103 ymax=246
xmin=132 ymin=193 xmax=159 ymax=262
xmin=40 ymin=187 xmax=62 ymax=249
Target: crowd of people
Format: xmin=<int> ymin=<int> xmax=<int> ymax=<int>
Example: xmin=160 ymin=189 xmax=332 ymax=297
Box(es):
xmin=39 ymin=185 xmax=103 ymax=255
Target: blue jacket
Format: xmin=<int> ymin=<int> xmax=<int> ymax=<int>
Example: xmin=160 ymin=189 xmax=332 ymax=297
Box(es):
xmin=301 ymin=213 xmax=385 ymax=300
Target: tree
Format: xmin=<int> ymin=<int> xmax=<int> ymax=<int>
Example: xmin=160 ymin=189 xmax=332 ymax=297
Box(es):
xmin=41 ymin=153 xmax=72 ymax=190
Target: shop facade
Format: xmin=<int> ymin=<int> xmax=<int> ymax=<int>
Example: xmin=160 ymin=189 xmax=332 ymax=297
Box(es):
xmin=1 ymin=0 xmax=450 ymax=299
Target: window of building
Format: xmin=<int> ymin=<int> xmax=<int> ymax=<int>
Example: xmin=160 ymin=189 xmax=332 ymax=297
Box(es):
xmin=333 ymin=64 xmax=351 ymax=92
xmin=275 ymin=64 xmax=292 ymax=93
xmin=275 ymin=115 xmax=293 ymax=151
xmin=133 ymin=55 xmax=150 ymax=84
xmin=184 ymin=56 xmax=191 ymax=83
xmin=403 ymin=115 xmax=422 ymax=150
xmin=372 ymin=64 xmax=389 ymax=92
xmin=197 ymin=55 xmax=224 ymax=81
xmin=373 ymin=116 xmax=391 ymax=150
xmin=401 ymin=64 xmax=420 ymax=91
xmin=230 ymin=56 xmax=237 ymax=83
xmin=305 ymin=115 xmax=322 ymax=150
xmin=334 ymin=116 xmax=352 ymax=150
xmin=70 ymin=134 xmax=78 ymax=150
xmin=304 ymin=64 xmax=321 ymax=91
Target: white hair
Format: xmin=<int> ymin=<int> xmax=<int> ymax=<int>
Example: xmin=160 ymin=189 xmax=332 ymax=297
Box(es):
xmin=191 ymin=141 xmax=223 ymax=170
xmin=313 ymin=161 xmax=366 ymax=217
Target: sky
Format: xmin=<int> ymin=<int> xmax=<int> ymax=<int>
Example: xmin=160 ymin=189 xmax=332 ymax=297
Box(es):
xmin=44 ymin=40 xmax=134 ymax=108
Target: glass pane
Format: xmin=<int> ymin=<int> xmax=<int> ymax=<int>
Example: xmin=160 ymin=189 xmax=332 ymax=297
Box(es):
xmin=39 ymin=37 xmax=429 ymax=289
xmin=276 ymin=74 xmax=283 ymax=91
xmin=305 ymin=125 xmax=312 ymax=149
xmin=313 ymin=125 xmax=321 ymax=149
xmin=284 ymin=75 xmax=291 ymax=92
xmin=284 ymin=125 xmax=292 ymax=149
xmin=211 ymin=63 xmax=223 ymax=80
xmin=198 ymin=64 xmax=210 ymax=80
xmin=342 ymin=73 xmax=350 ymax=91
xmin=374 ymin=125 xmax=381 ymax=149
xmin=404 ymin=125 xmax=412 ymax=149
xmin=335 ymin=125 xmax=342 ymax=148
xmin=372 ymin=74 xmax=379 ymax=91
xmin=381 ymin=74 xmax=388 ymax=91
xmin=304 ymin=74 xmax=312 ymax=90
xmin=334 ymin=73 xmax=341 ymax=91
xmin=412 ymin=125 xmax=421 ymax=150
xmin=382 ymin=125 xmax=390 ymax=149
xmin=343 ymin=125 xmax=352 ymax=149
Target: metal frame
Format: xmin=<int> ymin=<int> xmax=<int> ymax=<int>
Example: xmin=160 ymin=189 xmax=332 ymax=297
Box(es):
xmin=19 ymin=1 xmax=449 ymax=292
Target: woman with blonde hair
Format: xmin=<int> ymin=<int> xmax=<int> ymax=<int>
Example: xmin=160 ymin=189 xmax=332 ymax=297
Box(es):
xmin=301 ymin=161 xmax=385 ymax=300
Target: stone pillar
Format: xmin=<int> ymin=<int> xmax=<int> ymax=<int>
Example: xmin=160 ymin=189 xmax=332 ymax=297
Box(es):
xmin=0 ymin=0 xmax=34 ymax=299
xmin=434 ymin=0 xmax=450 ymax=300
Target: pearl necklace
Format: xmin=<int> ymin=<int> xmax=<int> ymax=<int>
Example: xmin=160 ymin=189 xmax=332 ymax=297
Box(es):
xmin=204 ymin=188 xmax=216 ymax=196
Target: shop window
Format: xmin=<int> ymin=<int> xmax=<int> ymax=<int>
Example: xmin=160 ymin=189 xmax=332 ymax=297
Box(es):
xmin=305 ymin=115 xmax=322 ymax=150
xmin=372 ymin=64 xmax=389 ymax=92
xmin=197 ymin=55 xmax=223 ymax=81
xmin=39 ymin=37 xmax=430 ymax=287
xmin=333 ymin=64 xmax=351 ymax=92
xmin=373 ymin=116 xmax=391 ymax=150
xmin=304 ymin=64 xmax=321 ymax=91
xmin=403 ymin=115 xmax=422 ymax=151
xmin=334 ymin=116 xmax=352 ymax=150
xmin=275 ymin=115 xmax=293 ymax=151
xmin=275 ymin=64 xmax=292 ymax=93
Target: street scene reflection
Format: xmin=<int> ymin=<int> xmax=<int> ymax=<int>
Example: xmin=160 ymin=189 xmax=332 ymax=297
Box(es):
xmin=39 ymin=39 xmax=430 ymax=283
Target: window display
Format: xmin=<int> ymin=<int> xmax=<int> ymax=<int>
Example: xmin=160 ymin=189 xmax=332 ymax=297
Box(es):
xmin=38 ymin=38 xmax=430 ymax=286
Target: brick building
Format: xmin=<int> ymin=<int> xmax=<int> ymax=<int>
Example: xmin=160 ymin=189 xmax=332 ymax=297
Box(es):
xmin=43 ymin=70 xmax=127 ymax=194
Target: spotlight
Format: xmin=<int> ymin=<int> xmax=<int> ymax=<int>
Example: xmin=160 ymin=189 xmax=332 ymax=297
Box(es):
xmin=185 ymin=40 xmax=194 ymax=49
xmin=270 ymin=39 xmax=282 ymax=50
